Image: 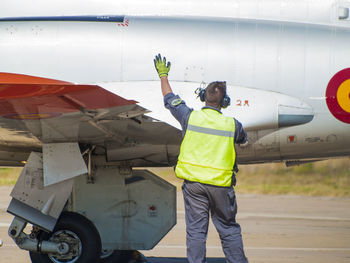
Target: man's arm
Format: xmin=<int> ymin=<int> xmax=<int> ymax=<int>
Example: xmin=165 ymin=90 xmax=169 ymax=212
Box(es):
xmin=234 ymin=119 xmax=248 ymax=145
xmin=233 ymin=119 xmax=248 ymax=174
xmin=163 ymin=93 xmax=192 ymax=134
xmin=154 ymin=54 xmax=192 ymax=134
xmin=161 ymin=76 xmax=172 ymax=96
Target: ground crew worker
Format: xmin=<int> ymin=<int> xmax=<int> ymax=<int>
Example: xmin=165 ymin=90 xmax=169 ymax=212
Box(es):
xmin=154 ymin=54 xmax=249 ymax=263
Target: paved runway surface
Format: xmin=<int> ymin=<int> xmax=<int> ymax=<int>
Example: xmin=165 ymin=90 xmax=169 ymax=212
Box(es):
xmin=1 ymin=186 xmax=350 ymax=263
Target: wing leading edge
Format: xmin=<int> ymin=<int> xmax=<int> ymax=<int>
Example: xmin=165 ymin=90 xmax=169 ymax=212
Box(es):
xmin=0 ymin=73 xmax=182 ymax=167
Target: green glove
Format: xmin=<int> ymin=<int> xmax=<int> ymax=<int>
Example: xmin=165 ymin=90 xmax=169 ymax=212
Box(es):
xmin=154 ymin=54 xmax=171 ymax=78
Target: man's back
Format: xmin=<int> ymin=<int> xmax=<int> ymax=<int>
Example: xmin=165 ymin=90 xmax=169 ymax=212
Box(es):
xmin=176 ymin=108 xmax=236 ymax=187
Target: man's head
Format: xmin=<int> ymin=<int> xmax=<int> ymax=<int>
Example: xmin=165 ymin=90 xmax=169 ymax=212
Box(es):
xmin=205 ymin=81 xmax=228 ymax=109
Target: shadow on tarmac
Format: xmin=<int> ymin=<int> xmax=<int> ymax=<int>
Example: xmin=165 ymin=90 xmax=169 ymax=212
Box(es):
xmin=147 ymin=258 xmax=225 ymax=263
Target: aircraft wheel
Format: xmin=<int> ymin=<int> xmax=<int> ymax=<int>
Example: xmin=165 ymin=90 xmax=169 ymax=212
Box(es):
xmin=29 ymin=212 xmax=101 ymax=263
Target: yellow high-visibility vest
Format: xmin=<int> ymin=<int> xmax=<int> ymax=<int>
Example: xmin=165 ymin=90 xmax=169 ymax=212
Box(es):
xmin=175 ymin=108 xmax=236 ymax=187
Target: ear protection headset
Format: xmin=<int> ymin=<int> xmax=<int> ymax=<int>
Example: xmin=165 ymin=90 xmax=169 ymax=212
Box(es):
xmin=195 ymin=82 xmax=231 ymax=108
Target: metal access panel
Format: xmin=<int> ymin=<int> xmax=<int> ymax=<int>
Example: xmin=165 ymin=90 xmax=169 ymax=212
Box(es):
xmin=43 ymin=143 xmax=87 ymax=186
xmin=9 ymin=152 xmax=74 ymax=231
xmin=72 ymin=168 xmax=176 ymax=250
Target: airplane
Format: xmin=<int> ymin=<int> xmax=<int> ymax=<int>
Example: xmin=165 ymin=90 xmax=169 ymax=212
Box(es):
xmin=0 ymin=0 xmax=349 ymax=262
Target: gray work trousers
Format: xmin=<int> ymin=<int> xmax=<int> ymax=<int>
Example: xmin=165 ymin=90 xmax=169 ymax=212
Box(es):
xmin=182 ymin=180 xmax=248 ymax=263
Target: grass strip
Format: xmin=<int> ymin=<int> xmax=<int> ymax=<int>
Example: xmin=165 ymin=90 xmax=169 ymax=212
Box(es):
xmin=1 ymin=158 xmax=349 ymax=197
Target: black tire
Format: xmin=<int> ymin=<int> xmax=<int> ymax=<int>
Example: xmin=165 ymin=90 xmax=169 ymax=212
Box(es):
xmin=29 ymin=212 xmax=101 ymax=263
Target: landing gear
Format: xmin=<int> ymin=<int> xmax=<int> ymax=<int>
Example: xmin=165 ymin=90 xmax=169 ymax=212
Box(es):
xmin=29 ymin=212 xmax=101 ymax=263
xmin=8 ymin=168 xmax=175 ymax=262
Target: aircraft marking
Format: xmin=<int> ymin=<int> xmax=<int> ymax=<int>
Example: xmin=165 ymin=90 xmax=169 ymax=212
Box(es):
xmin=287 ymin=135 xmax=297 ymax=143
xmin=326 ymin=68 xmax=350 ymax=124
xmin=0 ymin=15 xmax=125 ymax=23
xmin=0 ymin=72 xmax=70 ymax=85
xmin=3 ymin=113 xmax=61 ymax=120
xmin=337 ymin=79 xmax=350 ymax=113
xmin=0 ymin=73 xmax=137 ymax=117
xmin=118 ymin=19 xmax=129 ymax=27
xmin=236 ymin=99 xmax=250 ymax=107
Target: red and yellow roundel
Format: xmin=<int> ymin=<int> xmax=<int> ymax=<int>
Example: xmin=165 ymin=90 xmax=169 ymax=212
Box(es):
xmin=326 ymin=68 xmax=350 ymax=124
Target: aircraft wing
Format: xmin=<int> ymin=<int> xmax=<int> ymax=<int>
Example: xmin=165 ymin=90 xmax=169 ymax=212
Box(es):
xmin=0 ymin=73 xmax=182 ymax=167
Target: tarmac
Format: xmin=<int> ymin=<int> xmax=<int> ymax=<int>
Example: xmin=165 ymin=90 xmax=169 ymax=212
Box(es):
xmin=1 ymin=185 xmax=350 ymax=263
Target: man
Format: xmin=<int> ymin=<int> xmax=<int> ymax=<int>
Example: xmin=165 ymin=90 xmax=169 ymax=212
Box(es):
xmin=154 ymin=54 xmax=248 ymax=263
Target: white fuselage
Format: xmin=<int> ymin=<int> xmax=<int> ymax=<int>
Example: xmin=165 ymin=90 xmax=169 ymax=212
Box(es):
xmin=0 ymin=0 xmax=349 ymax=164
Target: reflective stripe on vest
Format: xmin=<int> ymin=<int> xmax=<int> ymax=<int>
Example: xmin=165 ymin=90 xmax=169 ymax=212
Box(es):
xmin=175 ymin=108 xmax=236 ymax=187
xmin=187 ymin=124 xmax=235 ymax=138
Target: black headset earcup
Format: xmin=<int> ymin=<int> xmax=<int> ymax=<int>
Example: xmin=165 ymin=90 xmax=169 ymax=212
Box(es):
xmin=199 ymin=88 xmax=206 ymax=102
xmin=221 ymin=94 xmax=231 ymax=108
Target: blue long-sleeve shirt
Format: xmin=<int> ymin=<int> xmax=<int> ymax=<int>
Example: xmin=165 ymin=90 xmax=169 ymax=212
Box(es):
xmin=163 ymin=93 xmax=247 ymax=144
